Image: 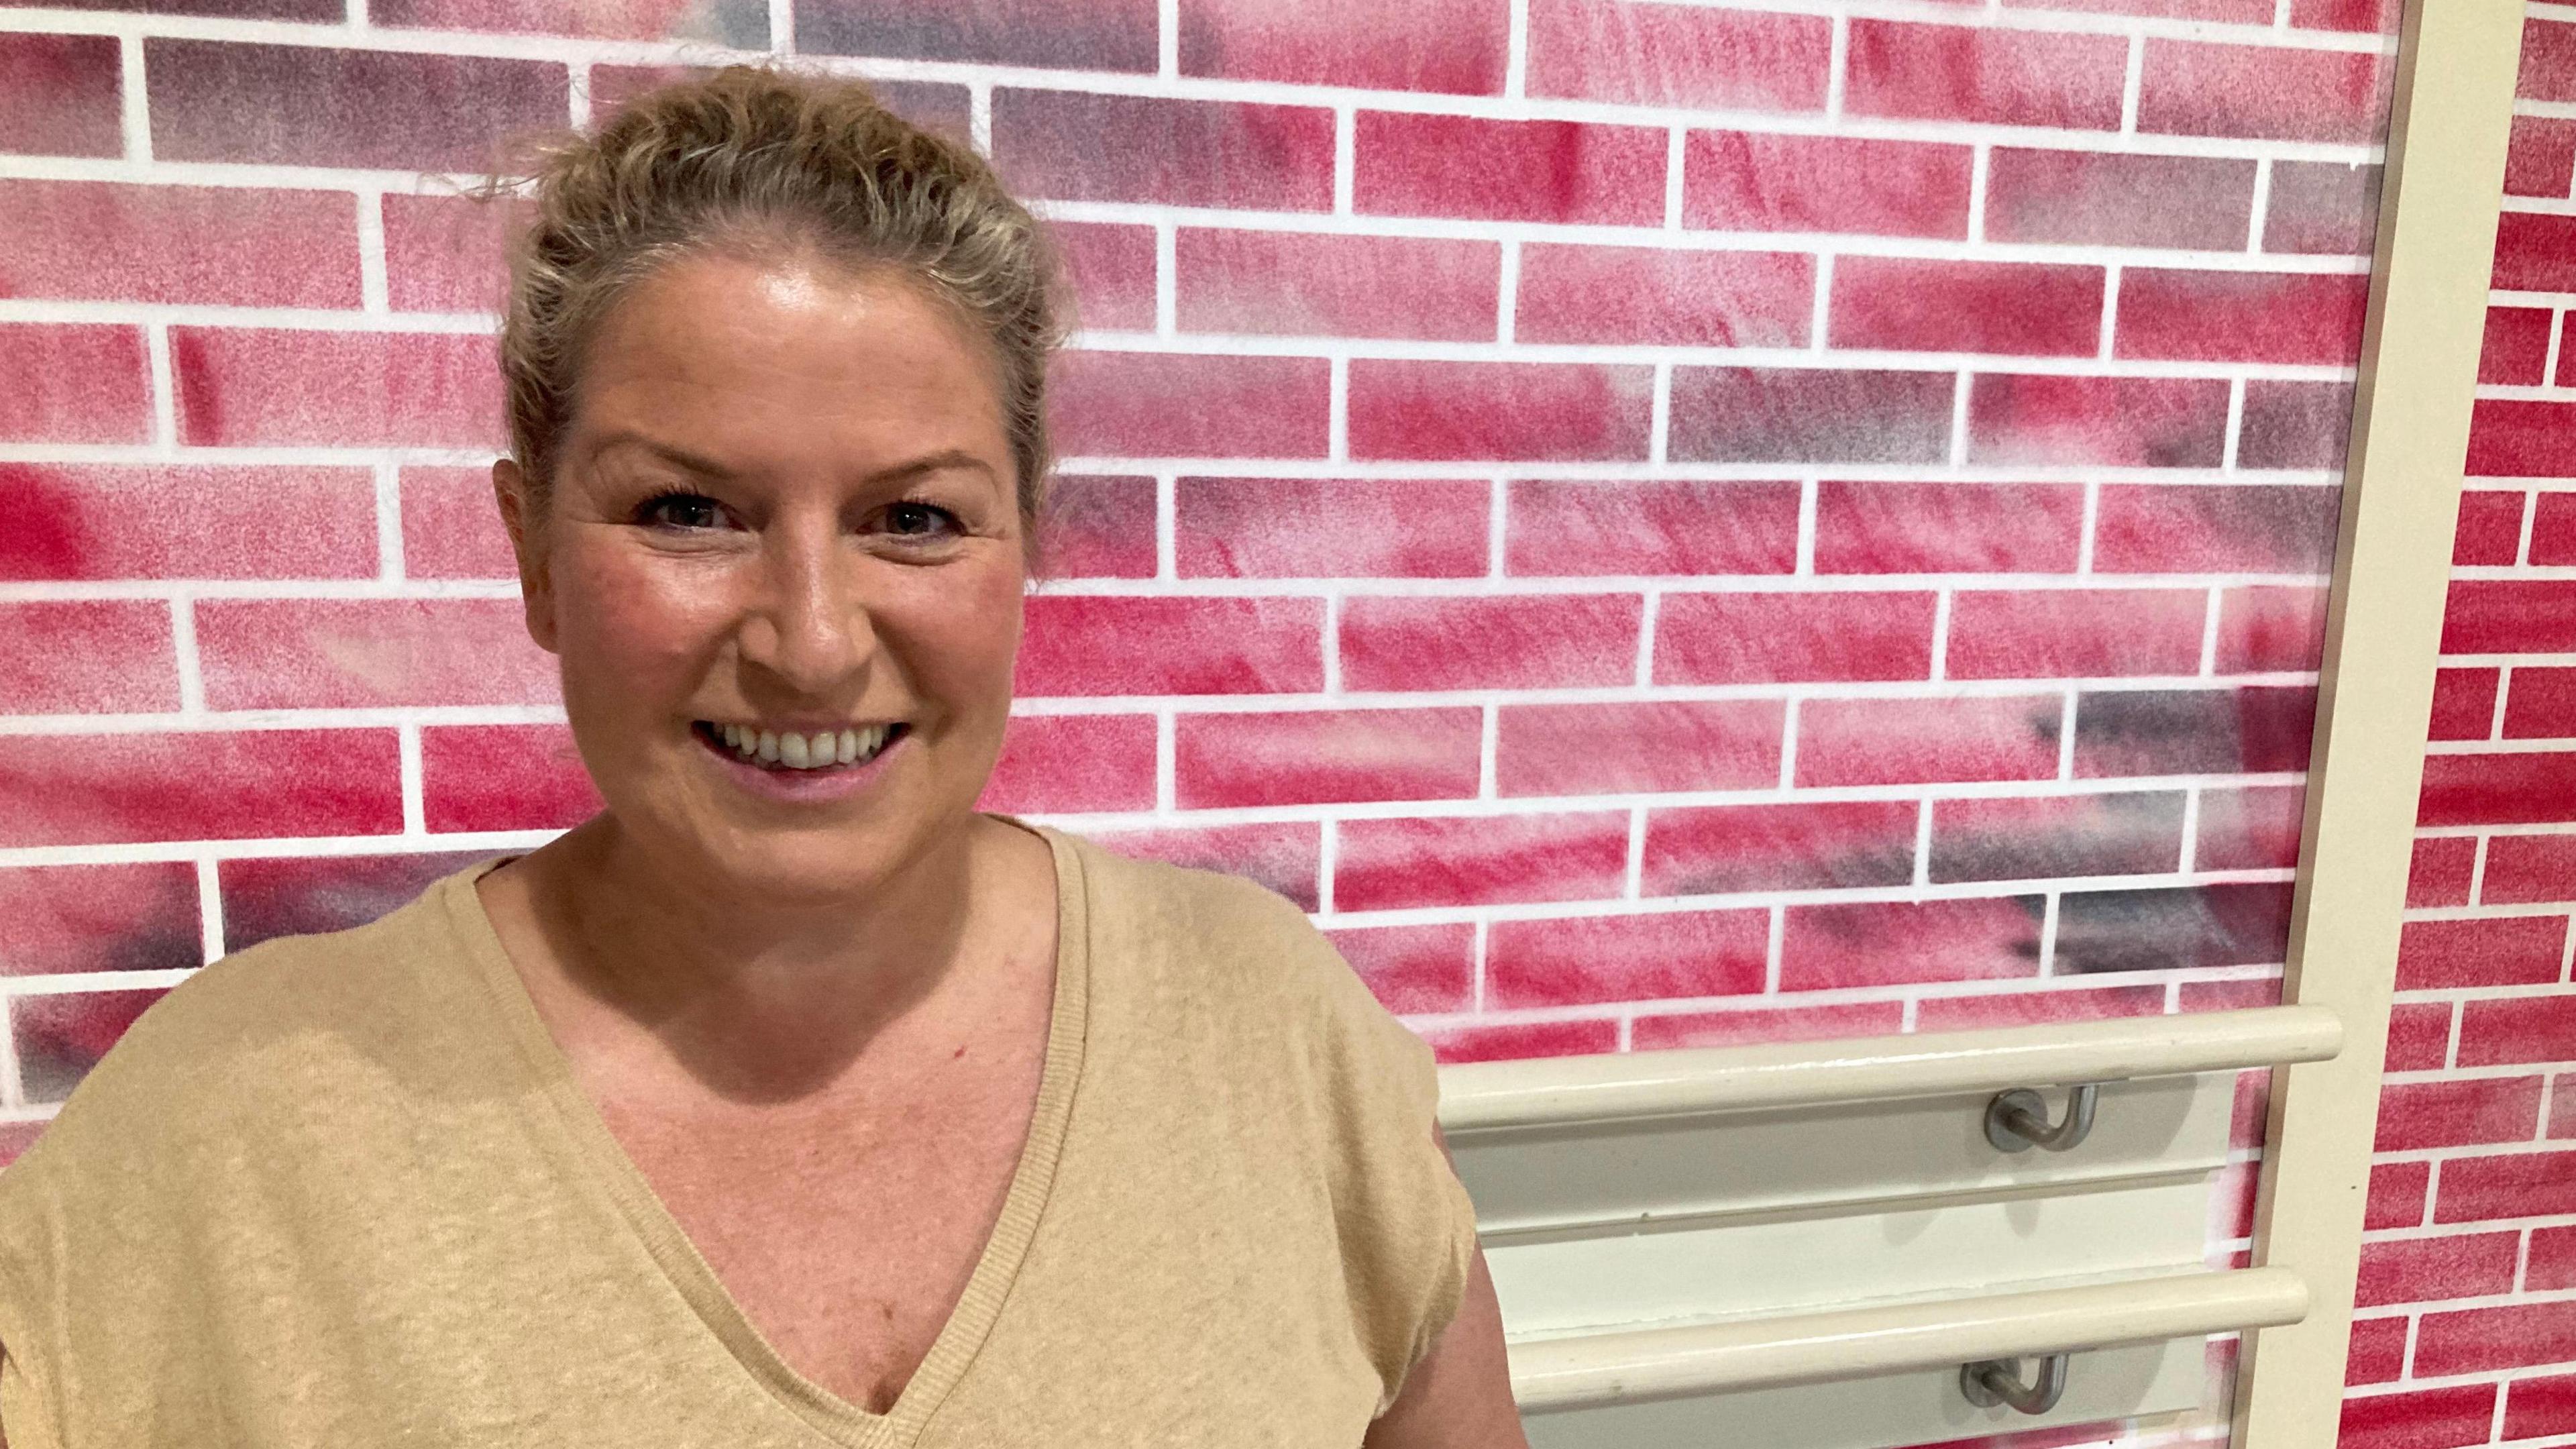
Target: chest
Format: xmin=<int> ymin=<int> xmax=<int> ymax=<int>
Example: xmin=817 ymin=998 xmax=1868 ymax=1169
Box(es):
xmin=600 ymin=1036 xmax=1049 ymax=1415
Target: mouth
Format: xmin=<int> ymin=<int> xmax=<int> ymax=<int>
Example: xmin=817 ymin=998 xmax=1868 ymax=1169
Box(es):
xmin=692 ymin=720 xmax=908 ymax=773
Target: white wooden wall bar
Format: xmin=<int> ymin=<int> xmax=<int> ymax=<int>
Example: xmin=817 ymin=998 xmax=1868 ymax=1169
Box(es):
xmin=1441 ymin=1006 xmax=2346 ymax=1448
xmin=2233 ymin=5 xmax=2524 ymax=1446
xmin=1509 ymin=1267 xmax=2310 ymax=1409
xmin=1438 ymin=1005 xmax=2343 ymax=1131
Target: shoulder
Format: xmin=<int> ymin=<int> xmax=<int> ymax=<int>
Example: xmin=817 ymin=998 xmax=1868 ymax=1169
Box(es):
xmin=1063 ymin=829 xmax=1318 ymax=943
xmin=98 ymin=870 xmax=465 ymax=1078
xmin=1057 ymin=829 xmax=1379 ymax=1019
xmin=1055 ymin=827 xmax=1438 ymax=1100
xmin=0 ymin=868 xmax=502 ymax=1430
xmin=2 ymin=868 xmax=484 ymax=1185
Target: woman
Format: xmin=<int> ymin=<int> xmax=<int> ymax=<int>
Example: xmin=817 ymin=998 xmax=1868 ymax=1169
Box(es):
xmin=0 ymin=68 xmax=1528 ymax=1448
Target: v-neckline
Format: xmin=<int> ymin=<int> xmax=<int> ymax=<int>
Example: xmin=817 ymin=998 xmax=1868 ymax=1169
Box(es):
xmin=435 ymin=820 xmax=1093 ymax=1448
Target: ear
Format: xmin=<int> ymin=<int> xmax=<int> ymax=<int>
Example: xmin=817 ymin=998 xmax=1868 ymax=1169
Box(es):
xmin=492 ymin=458 xmax=560 ymax=655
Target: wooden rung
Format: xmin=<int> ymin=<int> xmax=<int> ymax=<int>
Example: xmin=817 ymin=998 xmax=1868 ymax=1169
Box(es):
xmin=1441 ymin=1004 xmax=2342 ymax=1132
xmin=1510 ymin=1265 xmax=2310 ymax=1410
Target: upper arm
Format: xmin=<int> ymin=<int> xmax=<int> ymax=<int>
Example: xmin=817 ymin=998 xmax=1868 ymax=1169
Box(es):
xmin=1362 ymin=1244 xmax=1528 ymax=1449
xmin=1363 ymin=1126 xmax=1528 ymax=1449
xmin=1279 ymin=909 xmax=1519 ymax=1445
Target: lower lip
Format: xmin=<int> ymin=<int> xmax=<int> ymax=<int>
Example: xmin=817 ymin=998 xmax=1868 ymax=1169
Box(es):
xmin=693 ymin=724 xmax=906 ymax=804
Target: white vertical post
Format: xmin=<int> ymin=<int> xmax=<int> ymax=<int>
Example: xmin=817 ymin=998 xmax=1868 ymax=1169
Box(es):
xmin=2231 ymin=4 xmax=2524 ymax=1446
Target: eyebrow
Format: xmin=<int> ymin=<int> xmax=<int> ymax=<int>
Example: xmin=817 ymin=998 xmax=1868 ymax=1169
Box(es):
xmin=862 ymin=449 xmax=1001 ymax=488
xmin=590 ymin=432 xmax=741 ymax=481
xmin=588 ymin=435 xmax=998 ymax=488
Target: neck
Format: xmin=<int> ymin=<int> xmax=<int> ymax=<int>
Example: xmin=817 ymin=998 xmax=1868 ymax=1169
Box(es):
xmin=494 ymin=811 xmax=1000 ymax=1102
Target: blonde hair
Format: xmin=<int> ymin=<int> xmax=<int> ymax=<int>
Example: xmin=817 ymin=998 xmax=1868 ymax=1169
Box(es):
xmin=496 ymin=66 xmax=1063 ymax=525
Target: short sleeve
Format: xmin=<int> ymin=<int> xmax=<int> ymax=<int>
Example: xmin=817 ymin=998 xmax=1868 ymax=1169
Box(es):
xmin=1298 ymin=928 xmax=1483 ymax=1416
xmin=0 ymin=1046 xmax=163 ymax=1449
xmin=0 ymin=1253 xmax=64 ymax=1449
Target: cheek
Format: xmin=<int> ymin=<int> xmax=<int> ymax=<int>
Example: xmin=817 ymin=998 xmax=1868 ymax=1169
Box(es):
xmin=878 ymin=557 xmax=1026 ymax=708
xmin=549 ymin=543 xmax=732 ymax=708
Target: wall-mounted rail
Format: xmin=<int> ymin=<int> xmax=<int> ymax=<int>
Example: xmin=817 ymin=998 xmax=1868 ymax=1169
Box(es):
xmin=1437 ymin=1004 xmax=2343 ymax=1131
xmin=1508 ymin=1267 xmax=2310 ymax=1410
xmin=1439 ymin=1006 xmax=2343 ymax=1449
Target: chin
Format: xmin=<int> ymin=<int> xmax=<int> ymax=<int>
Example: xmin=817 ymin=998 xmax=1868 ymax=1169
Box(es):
xmin=692 ymin=802 xmax=971 ymax=905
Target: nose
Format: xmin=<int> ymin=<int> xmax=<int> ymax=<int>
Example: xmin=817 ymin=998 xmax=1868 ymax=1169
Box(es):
xmin=736 ymin=515 xmax=875 ymax=694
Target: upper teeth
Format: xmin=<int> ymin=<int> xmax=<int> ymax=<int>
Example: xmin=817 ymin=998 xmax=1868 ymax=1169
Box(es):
xmin=715 ymin=722 xmax=891 ymax=769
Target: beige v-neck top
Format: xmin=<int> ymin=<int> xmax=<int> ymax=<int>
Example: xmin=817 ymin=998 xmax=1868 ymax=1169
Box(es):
xmin=0 ymin=827 xmax=1479 ymax=1448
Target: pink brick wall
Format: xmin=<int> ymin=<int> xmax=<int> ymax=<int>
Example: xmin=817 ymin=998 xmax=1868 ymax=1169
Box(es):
xmin=0 ymin=0 xmax=2427 ymax=1444
xmin=2344 ymin=11 xmax=2576 ymax=1448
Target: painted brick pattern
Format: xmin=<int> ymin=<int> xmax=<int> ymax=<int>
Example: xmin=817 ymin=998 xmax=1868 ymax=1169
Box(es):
xmin=2346 ymin=13 xmax=2576 ymax=1448
xmin=0 ymin=2 xmax=2402 ymax=1446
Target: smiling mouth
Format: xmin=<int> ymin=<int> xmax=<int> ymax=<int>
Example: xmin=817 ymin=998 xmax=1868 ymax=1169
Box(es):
xmin=693 ymin=720 xmax=906 ymax=771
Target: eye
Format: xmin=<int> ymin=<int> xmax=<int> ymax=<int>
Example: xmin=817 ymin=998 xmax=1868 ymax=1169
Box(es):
xmin=637 ymin=490 xmax=732 ymax=531
xmin=879 ymin=500 xmax=962 ymax=539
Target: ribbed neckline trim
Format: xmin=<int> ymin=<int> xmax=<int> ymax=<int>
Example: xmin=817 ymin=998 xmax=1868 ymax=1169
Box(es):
xmin=431 ymin=820 xmax=1093 ymax=1449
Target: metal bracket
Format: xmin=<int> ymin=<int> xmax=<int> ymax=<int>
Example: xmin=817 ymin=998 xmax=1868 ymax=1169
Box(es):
xmin=1960 ymin=1353 xmax=2070 ymax=1415
xmin=1984 ymin=1083 xmax=2099 ymax=1153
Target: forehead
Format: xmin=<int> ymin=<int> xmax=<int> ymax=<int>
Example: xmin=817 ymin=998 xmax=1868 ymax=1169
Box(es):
xmin=570 ymin=252 xmax=1012 ymax=479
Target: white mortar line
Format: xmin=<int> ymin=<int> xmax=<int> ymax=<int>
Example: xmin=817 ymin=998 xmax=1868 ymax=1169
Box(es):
xmin=397 ymin=722 xmax=426 ymax=836
xmin=2119 ymin=31 xmax=2146 ymax=137
xmin=372 ymin=460 xmax=407 ymax=580
xmin=1911 ymin=798 xmax=1935 ymax=889
xmin=2247 ymin=158 xmax=2274 ymax=255
xmin=117 ymin=33 xmax=150 ymax=163
xmin=354 ymin=189 xmax=390 ymax=313
xmin=1796 ymin=478 xmax=1819 ymax=576
xmin=1825 ymin=13 xmax=1849 ymax=122
xmin=1968 ymin=144 xmax=1991 ymax=244
xmin=1505 ymin=0 xmax=1529 ymax=101
xmin=1334 ymin=106 xmax=1356 ymax=216
xmin=144 ymin=323 xmax=178 ymax=453
xmin=195 ymin=855 xmax=225 ymax=963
